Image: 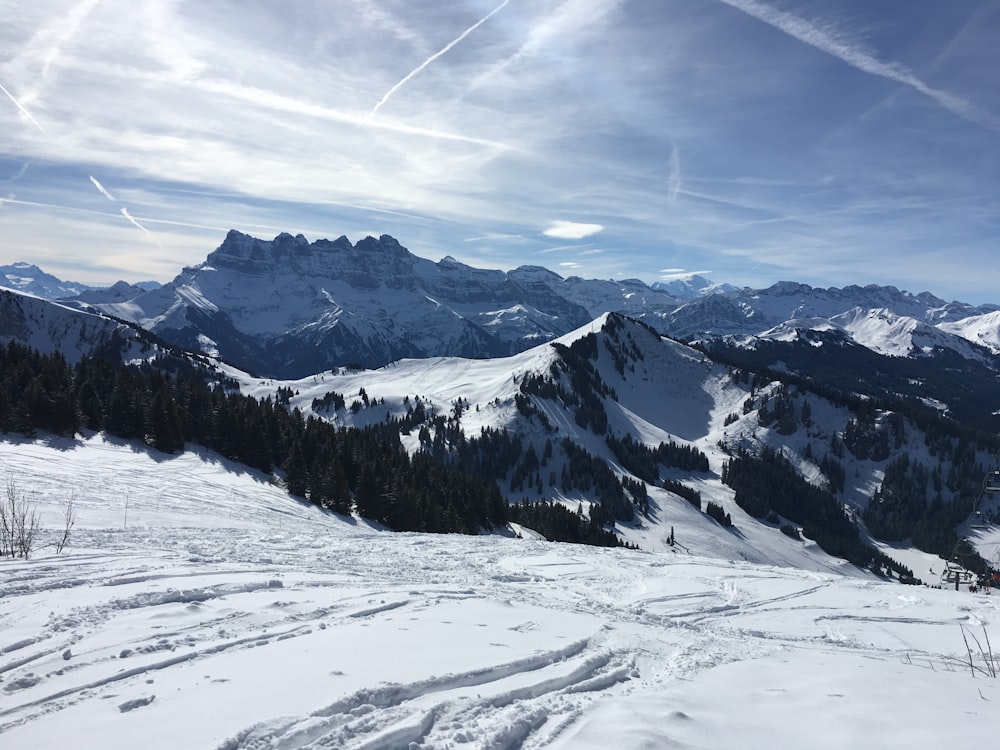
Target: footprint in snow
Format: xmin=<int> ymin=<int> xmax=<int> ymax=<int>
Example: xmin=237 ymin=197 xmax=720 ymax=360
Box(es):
xmin=119 ymin=695 xmax=156 ymax=712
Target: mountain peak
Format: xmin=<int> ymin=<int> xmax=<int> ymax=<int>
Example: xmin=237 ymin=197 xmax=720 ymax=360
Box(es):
xmin=353 ymin=234 xmax=410 ymax=257
xmin=652 ymin=274 xmax=735 ymax=299
xmin=1 ymin=261 xmax=92 ymax=298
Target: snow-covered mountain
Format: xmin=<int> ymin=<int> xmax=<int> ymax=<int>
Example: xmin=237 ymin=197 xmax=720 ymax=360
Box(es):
xmin=225 ymin=312 xmax=999 ymax=572
xmin=0 ymin=230 xmax=935 ymax=436
xmin=83 ymin=230 xmax=1000 ymax=381
xmin=0 ymin=261 xmax=92 ymax=298
xmin=91 ymin=231 xmax=683 ymax=377
xmin=0 ymin=261 xmax=160 ymax=305
xmin=9 ymin=281 xmax=994 ymax=575
xmin=663 ymin=281 xmax=1000 ymax=356
xmin=70 ymin=279 xmax=151 ymax=305
xmin=651 ymin=273 xmax=737 ymax=299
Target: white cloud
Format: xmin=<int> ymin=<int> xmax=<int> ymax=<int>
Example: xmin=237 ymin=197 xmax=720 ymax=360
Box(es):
xmin=543 ymin=221 xmax=604 ymax=239
xmin=659 ymin=269 xmax=712 ymax=280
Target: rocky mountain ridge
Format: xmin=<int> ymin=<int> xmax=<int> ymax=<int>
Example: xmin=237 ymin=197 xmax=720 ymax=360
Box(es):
xmin=62 ymin=230 xmax=1000 ymax=379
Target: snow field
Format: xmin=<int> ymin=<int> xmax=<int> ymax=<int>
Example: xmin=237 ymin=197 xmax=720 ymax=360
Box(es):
xmin=1 ymin=436 xmax=999 ymax=748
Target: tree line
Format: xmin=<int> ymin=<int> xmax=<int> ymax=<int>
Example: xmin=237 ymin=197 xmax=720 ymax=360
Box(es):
xmin=0 ymin=341 xmax=633 ymax=547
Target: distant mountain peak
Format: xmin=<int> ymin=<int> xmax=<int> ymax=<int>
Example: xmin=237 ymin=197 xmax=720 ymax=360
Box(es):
xmin=1 ymin=262 xmax=92 ymax=299
xmin=651 ymin=274 xmax=736 ymax=299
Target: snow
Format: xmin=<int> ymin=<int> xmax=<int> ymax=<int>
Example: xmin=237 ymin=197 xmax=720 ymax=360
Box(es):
xmin=2 ymin=434 xmax=999 ymax=749
xmin=229 ymin=315 xmax=979 ymax=580
xmin=940 ymin=310 xmax=1000 ymax=355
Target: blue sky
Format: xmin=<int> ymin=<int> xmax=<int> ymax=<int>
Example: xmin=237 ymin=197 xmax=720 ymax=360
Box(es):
xmin=1 ymin=0 xmax=998 ymax=304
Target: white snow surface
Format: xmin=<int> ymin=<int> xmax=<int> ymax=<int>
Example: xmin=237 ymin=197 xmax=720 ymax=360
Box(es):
xmin=940 ymin=310 xmax=1000 ymax=355
xmin=1 ymin=434 xmax=999 ymax=749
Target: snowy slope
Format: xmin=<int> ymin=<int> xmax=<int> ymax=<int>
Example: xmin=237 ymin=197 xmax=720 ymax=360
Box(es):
xmin=230 ymin=313 xmax=974 ymax=578
xmin=940 ymin=310 xmax=1000 ymax=354
xmin=0 ymin=289 xmax=134 ymax=364
xmin=1 ymin=434 xmax=998 ymax=750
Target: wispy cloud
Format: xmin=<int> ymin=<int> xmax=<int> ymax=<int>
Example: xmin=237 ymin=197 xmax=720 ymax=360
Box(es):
xmin=0 ymin=2 xmax=996 ymax=303
xmin=89 ymin=175 xmax=116 ymax=201
xmin=659 ymin=269 xmax=712 ymax=280
xmin=543 ymin=221 xmax=604 ymax=240
xmin=666 ymin=145 xmax=681 ymax=204
xmin=471 ymin=0 xmax=623 ymax=88
xmin=365 ymin=0 xmax=510 ymax=121
xmin=13 ymin=0 xmax=101 ymax=108
xmin=463 ymin=232 xmax=527 ymax=243
xmin=715 ymin=0 xmax=1000 ymax=133
xmin=538 ymin=242 xmax=595 ymax=254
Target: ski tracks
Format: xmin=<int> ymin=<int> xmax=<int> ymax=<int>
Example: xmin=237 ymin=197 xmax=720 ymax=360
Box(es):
xmin=217 ymin=637 xmax=635 ymax=750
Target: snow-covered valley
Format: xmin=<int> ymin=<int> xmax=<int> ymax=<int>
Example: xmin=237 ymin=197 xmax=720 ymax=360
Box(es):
xmin=1 ymin=435 xmax=999 ymax=749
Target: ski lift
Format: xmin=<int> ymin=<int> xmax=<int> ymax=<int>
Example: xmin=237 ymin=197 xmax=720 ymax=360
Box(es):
xmin=986 ymin=470 xmax=1000 ymax=493
xmin=940 ymin=561 xmax=974 ymax=591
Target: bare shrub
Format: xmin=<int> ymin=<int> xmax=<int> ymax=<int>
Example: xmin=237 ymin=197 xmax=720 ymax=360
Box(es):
xmin=0 ymin=477 xmax=41 ymax=559
xmin=55 ymin=495 xmax=76 ymax=554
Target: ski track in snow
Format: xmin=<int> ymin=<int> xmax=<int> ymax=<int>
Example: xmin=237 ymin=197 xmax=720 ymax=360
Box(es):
xmin=3 ymin=522 xmax=999 ymax=749
xmin=1 ymin=436 xmax=999 ymax=748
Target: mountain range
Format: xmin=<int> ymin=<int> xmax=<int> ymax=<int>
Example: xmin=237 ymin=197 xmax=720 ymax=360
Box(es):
xmin=2 ymin=229 xmax=999 ymax=577
xmin=29 ymin=229 xmax=993 ymax=433
xmin=42 ymin=230 xmax=997 ymax=383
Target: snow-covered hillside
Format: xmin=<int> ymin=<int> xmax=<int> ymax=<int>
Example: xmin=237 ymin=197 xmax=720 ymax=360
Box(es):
xmin=226 ymin=313 xmax=992 ymax=580
xmin=1 ymin=434 xmax=998 ymax=750
xmin=0 ymin=289 xmax=132 ymax=363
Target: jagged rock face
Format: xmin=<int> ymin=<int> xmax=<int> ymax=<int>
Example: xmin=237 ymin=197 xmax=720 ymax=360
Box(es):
xmin=88 ymin=231 xmax=1000 ymax=379
xmin=95 ymin=231 xmax=605 ymax=377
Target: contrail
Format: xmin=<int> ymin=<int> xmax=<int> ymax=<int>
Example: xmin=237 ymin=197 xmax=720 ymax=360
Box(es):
xmin=667 ymin=145 xmax=681 ymax=205
xmin=35 ymin=0 xmax=102 ymax=87
xmin=6 ymin=162 xmax=30 ymax=182
xmin=0 ymin=81 xmax=47 ymax=134
xmin=120 ymin=207 xmax=152 ymax=237
xmin=89 ymin=175 xmax=116 ymax=201
xmin=364 ymin=0 xmax=510 ymax=121
xmin=716 ymin=0 xmax=1000 ymax=134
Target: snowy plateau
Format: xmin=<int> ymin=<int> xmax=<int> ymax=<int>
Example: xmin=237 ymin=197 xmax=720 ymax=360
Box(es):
xmin=1 ymin=435 xmax=1000 ymax=750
